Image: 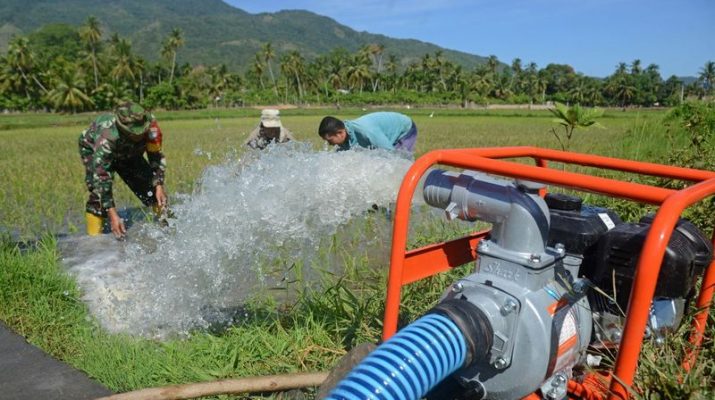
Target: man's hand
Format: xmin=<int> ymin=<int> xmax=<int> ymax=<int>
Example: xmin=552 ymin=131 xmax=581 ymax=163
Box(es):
xmin=107 ymin=207 xmax=126 ymax=239
xmin=154 ymin=185 xmax=168 ymax=209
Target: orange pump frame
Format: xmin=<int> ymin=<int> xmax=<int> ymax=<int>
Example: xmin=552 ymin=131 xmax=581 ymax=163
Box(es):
xmin=382 ymin=147 xmax=715 ymax=400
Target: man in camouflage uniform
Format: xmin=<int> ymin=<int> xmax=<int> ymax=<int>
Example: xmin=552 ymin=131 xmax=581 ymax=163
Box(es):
xmin=79 ymin=102 xmax=167 ymax=238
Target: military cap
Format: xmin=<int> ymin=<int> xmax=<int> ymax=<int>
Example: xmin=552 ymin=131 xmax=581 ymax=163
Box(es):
xmin=115 ymin=102 xmax=151 ymax=136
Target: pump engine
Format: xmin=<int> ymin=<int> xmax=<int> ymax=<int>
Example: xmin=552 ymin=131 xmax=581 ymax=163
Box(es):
xmin=325 ymin=167 xmax=712 ymax=400
xmin=419 ymin=169 xmax=711 ymax=399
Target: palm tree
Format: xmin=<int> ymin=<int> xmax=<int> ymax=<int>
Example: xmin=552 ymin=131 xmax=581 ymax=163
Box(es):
xmin=630 ymin=59 xmax=642 ymax=75
xmin=0 ymin=54 xmax=28 ymax=98
xmin=262 ymin=42 xmax=278 ymax=96
xmin=47 ymin=64 xmax=94 ymax=113
xmin=491 ymin=73 xmax=513 ymax=100
xmin=383 ymin=54 xmax=399 ymax=92
xmin=432 ymin=50 xmax=450 ymax=92
xmin=403 ymin=63 xmax=424 ymax=91
xmin=280 ymin=51 xmax=306 ymax=99
xmin=486 ymin=55 xmax=499 ymax=75
xmin=92 ymin=81 xmax=133 ymax=110
xmin=345 ymin=50 xmax=372 ymax=93
xmin=469 ymin=69 xmax=494 ymax=98
xmin=324 ymin=48 xmax=348 ymax=90
xmin=699 ymin=61 xmax=715 ymax=96
xmin=548 ymin=102 xmax=603 ymax=151
xmin=615 ymin=62 xmax=628 ymax=75
xmin=346 ymin=63 xmax=371 ymax=93
xmin=79 ymin=16 xmax=102 ymax=88
xmin=209 ymin=64 xmax=233 ymax=102
xmin=111 ymin=38 xmax=136 ymax=83
xmin=252 ymin=53 xmax=265 ymax=89
xmin=364 ymin=43 xmax=385 ymax=91
xmin=511 ymin=58 xmax=523 ymax=90
xmin=135 ymin=57 xmax=146 ymax=102
xmin=6 ymin=36 xmax=47 ymax=94
xmin=568 ymin=77 xmax=588 ymax=105
xmin=162 ymin=28 xmax=184 ymax=85
xmin=612 ymin=75 xmax=636 ymax=108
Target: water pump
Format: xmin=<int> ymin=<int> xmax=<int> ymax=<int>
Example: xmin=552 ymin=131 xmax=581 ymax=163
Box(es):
xmin=325 ymin=147 xmax=715 ymax=400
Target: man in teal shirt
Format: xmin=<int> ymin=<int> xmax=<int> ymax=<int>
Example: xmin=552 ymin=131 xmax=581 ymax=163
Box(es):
xmin=318 ymin=112 xmax=417 ymax=153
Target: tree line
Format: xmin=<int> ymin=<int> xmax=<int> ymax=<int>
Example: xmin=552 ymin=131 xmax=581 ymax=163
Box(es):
xmin=1 ymin=16 xmax=714 ymax=113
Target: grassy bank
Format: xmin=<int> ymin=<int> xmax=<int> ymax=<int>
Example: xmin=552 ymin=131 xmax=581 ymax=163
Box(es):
xmin=1 ymin=108 xmax=713 ymax=398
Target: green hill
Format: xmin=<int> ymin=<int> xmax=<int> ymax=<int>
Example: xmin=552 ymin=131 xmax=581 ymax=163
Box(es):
xmin=0 ymin=0 xmax=491 ymax=71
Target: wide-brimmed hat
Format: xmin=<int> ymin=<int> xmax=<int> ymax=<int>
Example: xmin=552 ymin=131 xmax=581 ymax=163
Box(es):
xmin=115 ymin=102 xmax=151 ymax=136
xmin=260 ymin=109 xmax=282 ymax=128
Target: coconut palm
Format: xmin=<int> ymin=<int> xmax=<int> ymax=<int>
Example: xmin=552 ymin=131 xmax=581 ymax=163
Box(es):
xmin=162 ymin=28 xmax=184 ymax=85
xmin=383 ymin=54 xmax=399 ymax=92
xmin=110 ymin=38 xmax=136 ymax=83
xmin=630 ymin=59 xmax=642 ymax=75
xmin=47 ymin=64 xmax=94 ymax=113
xmin=615 ymin=62 xmax=628 ymax=75
xmin=345 ymin=55 xmax=371 ymax=93
xmin=470 ymin=69 xmax=494 ymax=98
xmin=135 ymin=57 xmax=146 ymax=102
xmin=568 ymin=77 xmax=588 ymax=105
xmin=79 ymin=16 xmax=102 ymax=88
xmin=511 ymin=58 xmax=523 ymax=90
xmin=209 ymin=64 xmax=234 ymax=101
xmin=92 ymin=81 xmax=133 ymax=110
xmin=486 ymin=55 xmax=499 ymax=75
xmin=363 ymin=43 xmax=384 ymax=91
xmin=280 ymin=51 xmax=306 ymax=99
xmin=262 ymin=42 xmax=278 ymax=96
xmin=0 ymin=55 xmax=29 ymax=98
xmin=606 ymin=74 xmax=636 ymax=108
xmin=699 ymin=61 xmax=715 ymax=96
xmin=491 ymin=73 xmax=513 ymax=100
xmin=325 ymin=48 xmax=348 ymax=89
xmin=251 ymin=53 xmax=265 ymax=89
xmin=6 ymin=36 xmax=47 ymax=94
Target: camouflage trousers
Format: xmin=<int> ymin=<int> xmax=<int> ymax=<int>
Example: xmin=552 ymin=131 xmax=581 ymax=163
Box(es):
xmin=82 ymin=155 xmax=158 ymax=217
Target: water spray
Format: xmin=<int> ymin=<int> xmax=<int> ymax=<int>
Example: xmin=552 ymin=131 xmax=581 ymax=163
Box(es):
xmin=61 ymin=144 xmax=415 ymax=338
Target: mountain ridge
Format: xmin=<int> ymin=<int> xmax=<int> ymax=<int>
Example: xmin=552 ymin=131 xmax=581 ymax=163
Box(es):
xmin=0 ymin=0 xmax=490 ymax=71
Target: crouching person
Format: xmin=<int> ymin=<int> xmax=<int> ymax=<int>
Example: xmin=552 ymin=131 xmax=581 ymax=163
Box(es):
xmin=79 ymin=102 xmax=167 ymax=238
xmin=245 ymin=109 xmax=295 ymax=150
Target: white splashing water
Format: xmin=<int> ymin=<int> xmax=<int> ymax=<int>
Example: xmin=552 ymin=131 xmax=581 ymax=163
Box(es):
xmin=60 ymin=143 xmax=416 ymax=339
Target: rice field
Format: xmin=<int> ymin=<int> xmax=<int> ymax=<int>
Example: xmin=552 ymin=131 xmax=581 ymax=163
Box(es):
xmin=1 ymin=107 xmax=712 ymax=399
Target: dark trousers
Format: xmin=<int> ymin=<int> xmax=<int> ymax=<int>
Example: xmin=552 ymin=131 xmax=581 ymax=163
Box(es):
xmin=394 ymin=122 xmax=418 ymax=153
xmin=84 ymin=156 xmax=157 ymax=217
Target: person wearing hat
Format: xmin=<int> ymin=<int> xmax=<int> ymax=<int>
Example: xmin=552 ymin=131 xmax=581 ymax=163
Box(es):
xmin=318 ymin=111 xmax=417 ymax=154
xmin=78 ymin=102 xmax=167 ymax=238
xmin=245 ymin=109 xmax=295 ymax=150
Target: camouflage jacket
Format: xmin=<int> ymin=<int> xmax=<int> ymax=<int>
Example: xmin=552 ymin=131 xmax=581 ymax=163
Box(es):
xmin=78 ymin=114 xmax=166 ymax=210
xmin=244 ymin=125 xmax=294 ymax=149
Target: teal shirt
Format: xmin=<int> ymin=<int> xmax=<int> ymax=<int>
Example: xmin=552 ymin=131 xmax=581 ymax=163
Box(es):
xmin=339 ymin=112 xmax=413 ymax=151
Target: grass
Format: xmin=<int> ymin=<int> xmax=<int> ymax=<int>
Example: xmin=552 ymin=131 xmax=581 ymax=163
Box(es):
xmin=1 ymin=107 xmax=713 ymax=399
xmin=0 ymin=107 xmax=667 ymax=240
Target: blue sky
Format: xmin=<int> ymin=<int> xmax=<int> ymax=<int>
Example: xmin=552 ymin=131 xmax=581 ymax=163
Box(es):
xmin=224 ymin=0 xmax=714 ymax=78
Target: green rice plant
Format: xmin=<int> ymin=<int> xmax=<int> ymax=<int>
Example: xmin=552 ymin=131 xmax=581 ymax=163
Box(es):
xmin=2 ymin=108 xmax=713 ymax=399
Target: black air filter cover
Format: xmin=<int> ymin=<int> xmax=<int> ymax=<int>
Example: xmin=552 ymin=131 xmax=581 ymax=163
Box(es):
xmin=546 ymin=193 xmax=622 ymax=256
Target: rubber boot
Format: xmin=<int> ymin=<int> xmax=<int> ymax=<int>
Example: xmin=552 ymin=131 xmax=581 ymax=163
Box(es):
xmin=153 ymin=204 xmax=170 ymax=227
xmin=85 ymin=212 xmax=104 ymax=236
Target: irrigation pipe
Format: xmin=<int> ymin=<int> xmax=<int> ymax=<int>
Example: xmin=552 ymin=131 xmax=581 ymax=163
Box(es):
xmin=96 ymin=371 xmax=328 ymax=400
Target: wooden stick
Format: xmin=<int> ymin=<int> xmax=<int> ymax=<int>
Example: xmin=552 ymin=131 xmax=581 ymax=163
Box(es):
xmin=96 ymin=371 xmax=328 ymax=400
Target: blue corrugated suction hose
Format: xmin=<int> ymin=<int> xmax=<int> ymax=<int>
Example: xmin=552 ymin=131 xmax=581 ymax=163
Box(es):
xmin=325 ymin=313 xmax=468 ymax=400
